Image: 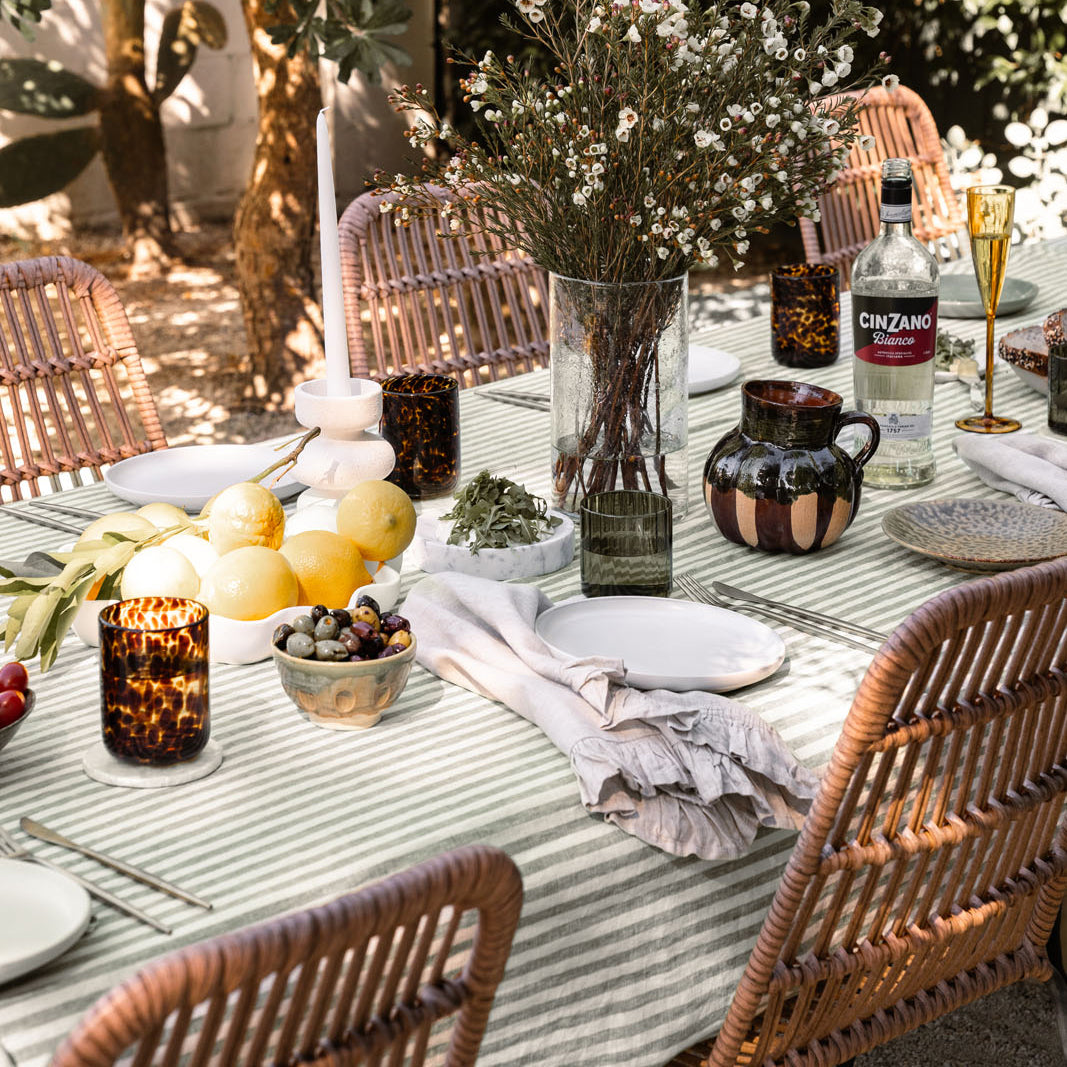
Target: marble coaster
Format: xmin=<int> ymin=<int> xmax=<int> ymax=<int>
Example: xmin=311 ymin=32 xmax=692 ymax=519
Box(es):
xmin=82 ymin=740 xmax=223 ymax=788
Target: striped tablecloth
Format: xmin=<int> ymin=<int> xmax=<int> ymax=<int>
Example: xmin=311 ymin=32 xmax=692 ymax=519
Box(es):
xmin=1 ymin=238 xmax=1065 ymax=1066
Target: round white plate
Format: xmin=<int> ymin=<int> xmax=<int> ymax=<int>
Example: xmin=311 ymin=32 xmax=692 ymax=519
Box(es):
xmin=938 ymin=274 xmax=1039 ymax=319
xmin=535 ymin=596 xmax=785 ymax=692
xmin=689 ymin=345 xmax=741 ymax=395
xmin=105 ymin=443 xmax=304 ymax=511
xmin=0 ymin=858 xmax=91 ymax=983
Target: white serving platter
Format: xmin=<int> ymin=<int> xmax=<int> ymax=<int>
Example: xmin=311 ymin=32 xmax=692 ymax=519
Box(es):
xmin=105 ymin=443 xmax=304 ymax=511
xmin=535 ymin=596 xmax=785 ymax=692
xmin=0 ymin=858 xmax=91 ymax=983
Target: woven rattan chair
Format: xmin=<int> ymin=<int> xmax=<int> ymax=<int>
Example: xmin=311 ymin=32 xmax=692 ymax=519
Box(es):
xmin=338 ymin=187 xmax=549 ymax=389
xmin=667 ymin=556 xmax=1067 ymax=1067
xmin=0 ymin=256 xmax=167 ymax=501
xmin=800 ymin=85 xmax=967 ymax=287
xmin=50 ymin=844 xmax=523 ymax=1067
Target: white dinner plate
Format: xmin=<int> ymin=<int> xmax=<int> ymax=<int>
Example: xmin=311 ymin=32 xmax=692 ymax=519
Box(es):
xmin=0 ymin=858 xmax=91 ymax=983
xmin=535 ymin=596 xmax=785 ymax=692
xmin=689 ymin=345 xmax=742 ymax=395
xmin=105 ymin=443 xmax=304 ymax=511
xmin=938 ymin=274 xmax=1039 ymax=319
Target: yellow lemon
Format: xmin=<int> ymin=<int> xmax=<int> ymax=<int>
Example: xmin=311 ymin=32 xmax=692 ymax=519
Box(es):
xmin=279 ymin=530 xmax=373 ymax=607
xmin=136 ymin=501 xmax=192 ymax=531
xmin=119 ymin=545 xmax=200 ymax=600
xmin=162 ymin=532 xmax=220 ymax=580
xmin=336 ymin=480 xmax=417 ymax=562
xmin=77 ymin=511 xmax=157 ymax=545
xmin=197 ymin=546 xmax=298 ymax=621
xmin=206 ymin=482 xmax=285 ymax=556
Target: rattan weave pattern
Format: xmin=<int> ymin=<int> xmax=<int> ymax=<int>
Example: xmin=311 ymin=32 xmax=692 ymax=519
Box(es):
xmin=338 ymin=188 xmax=550 ymax=389
xmin=667 ymin=557 xmax=1067 ymax=1066
xmin=800 ymin=85 xmax=967 ymax=288
xmin=50 ymin=844 xmax=522 ymax=1067
xmin=0 ymin=256 xmax=167 ymax=502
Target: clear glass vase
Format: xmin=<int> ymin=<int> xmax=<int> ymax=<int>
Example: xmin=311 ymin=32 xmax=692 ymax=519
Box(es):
xmin=549 ymin=273 xmax=688 ymax=516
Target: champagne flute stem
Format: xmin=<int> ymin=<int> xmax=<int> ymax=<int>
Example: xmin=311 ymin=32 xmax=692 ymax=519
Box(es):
xmin=984 ymin=310 xmax=996 ymax=420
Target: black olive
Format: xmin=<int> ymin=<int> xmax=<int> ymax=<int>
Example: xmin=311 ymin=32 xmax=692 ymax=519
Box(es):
xmin=272 ymin=623 xmax=296 ymax=650
xmin=330 ymin=608 xmax=353 ymax=628
xmin=356 ymin=593 xmax=381 ymax=615
xmin=310 ymin=604 xmax=329 ymax=621
xmin=378 ymin=643 xmax=405 ymax=658
xmin=380 ymin=613 xmax=410 ymax=635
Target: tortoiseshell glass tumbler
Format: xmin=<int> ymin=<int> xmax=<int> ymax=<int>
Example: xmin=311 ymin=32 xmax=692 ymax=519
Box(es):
xmin=770 ymin=263 xmax=840 ymax=368
xmin=99 ymin=597 xmax=209 ymax=766
xmin=380 ymin=374 xmax=460 ymax=499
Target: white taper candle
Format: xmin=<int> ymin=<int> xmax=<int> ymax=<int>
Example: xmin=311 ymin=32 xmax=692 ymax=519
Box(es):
xmin=317 ymin=108 xmax=351 ymax=397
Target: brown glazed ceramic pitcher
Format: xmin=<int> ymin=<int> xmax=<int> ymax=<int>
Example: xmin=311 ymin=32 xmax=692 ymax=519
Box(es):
xmin=703 ymin=380 xmax=879 ymax=554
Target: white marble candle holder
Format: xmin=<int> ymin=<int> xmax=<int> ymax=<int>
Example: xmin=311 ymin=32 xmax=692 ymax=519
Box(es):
xmin=292 ymin=378 xmax=395 ymax=503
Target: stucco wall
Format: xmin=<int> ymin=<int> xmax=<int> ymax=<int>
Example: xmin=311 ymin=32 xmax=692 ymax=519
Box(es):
xmin=0 ymin=0 xmax=431 ymax=238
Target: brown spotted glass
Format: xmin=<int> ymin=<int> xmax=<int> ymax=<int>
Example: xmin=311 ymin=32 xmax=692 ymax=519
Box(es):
xmin=770 ymin=263 xmax=840 ymax=368
xmin=99 ymin=597 xmax=209 ymax=766
xmin=380 ymin=374 xmax=460 ymax=499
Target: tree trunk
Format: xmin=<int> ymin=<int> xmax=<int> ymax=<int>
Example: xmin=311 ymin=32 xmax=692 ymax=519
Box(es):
xmin=234 ymin=0 xmax=324 ymax=409
xmin=98 ymin=0 xmax=176 ymax=277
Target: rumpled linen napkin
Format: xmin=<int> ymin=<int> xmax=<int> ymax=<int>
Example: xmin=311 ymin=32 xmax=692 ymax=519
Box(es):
xmin=953 ymin=433 xmax=1067 ymax=510
xmin=402 ymin=572 xmax=817 ymax=861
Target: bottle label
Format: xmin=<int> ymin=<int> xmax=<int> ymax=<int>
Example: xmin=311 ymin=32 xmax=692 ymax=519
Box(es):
xmin=871 ymin=411 xmax=932 ymax=441
xmin=879 ymin=203 xmax=912 ymax=223
xmin=853 ymin=294 xmax=938 ymax=367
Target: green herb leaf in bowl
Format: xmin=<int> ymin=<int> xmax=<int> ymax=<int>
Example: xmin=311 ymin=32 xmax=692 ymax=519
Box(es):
xmin=442 ymin=470 xmax=562 ymax=554
xmin=934 ymin=329 xmax=977 ymax=371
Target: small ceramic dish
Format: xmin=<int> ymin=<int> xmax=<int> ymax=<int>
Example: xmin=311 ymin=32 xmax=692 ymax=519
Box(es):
xmin=0 ymin=689 xmax=36 ymax=756
xmin=72 ymin=566 xmax=402 ymax=665
xmin=272 ymin=638 xmax=416 ymax=730
xmin=408 ymin=511 xmax=574 ymax=580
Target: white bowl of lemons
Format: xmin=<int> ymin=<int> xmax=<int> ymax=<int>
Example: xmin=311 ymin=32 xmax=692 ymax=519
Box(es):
xmin=69 ymin=480 xmax=414 ymax=666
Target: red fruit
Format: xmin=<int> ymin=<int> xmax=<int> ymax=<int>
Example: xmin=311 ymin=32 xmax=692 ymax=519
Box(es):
xmin=0 ymin=661 xmax=28 ymax=693
xmin=0 ymin=689 xmax=26 ymax=728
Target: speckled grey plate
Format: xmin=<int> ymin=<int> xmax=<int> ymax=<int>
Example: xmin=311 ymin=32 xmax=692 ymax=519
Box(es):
xmin=938 ymin=274 xmax=1039 ymax=319
xmin=882 ymin=499 xmax=1067 ymax=572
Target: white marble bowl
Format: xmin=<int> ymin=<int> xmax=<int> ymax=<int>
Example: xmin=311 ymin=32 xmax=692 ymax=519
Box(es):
xmin=407 ymin=511 xmax=574 ymax=580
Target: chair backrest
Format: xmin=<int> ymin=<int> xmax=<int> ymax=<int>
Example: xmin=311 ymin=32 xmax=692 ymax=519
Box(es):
xmin=0 ymin=256 xmax=167 ymax=502
xmin=50 ymin=844 xmax=523 ymax=1067
xmin=800 ymin=85 xmax=967 ymax=287
xmin=707 ymin=557 xmax=1067 ymax=1067
xmin=339 ymin=187 xmax=550 ymax=389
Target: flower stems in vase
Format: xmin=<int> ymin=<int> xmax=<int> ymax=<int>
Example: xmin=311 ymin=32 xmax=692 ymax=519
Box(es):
xmin=550 ymin=273 xmax=687 ymax=515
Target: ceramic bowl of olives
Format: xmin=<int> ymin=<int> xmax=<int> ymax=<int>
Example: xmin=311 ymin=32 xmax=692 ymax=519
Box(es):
xmin=270 ymin=596 xmax=416 ymax=731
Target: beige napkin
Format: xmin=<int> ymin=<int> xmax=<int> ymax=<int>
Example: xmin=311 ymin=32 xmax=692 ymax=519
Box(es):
xmin=402 ymin=572 xmax=817 ymax=861
xmin=953 ymin=433 xmax=1067 ymax=510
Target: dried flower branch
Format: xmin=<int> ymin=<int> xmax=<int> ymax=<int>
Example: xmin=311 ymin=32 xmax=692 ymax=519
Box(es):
xmin=384 ymin=0 xmax=885 ymax=283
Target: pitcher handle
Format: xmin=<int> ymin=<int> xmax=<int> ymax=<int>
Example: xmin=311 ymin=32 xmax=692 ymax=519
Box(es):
xmin=834 ymin=411 xmax=881 ymax=470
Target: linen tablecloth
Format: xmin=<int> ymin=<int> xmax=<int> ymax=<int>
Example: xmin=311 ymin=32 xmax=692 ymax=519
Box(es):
xmin=0 ymin=238 xmax=1064 ymax=1066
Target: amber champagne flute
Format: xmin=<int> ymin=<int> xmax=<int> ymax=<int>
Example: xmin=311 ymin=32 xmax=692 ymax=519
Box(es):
xmin=956 ymin=184 xmax=1020 ymax=433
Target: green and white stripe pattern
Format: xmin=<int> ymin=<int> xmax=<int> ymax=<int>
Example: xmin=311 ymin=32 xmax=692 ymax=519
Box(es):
xmin=0 ymin=239 xmax=1064 ymax=1066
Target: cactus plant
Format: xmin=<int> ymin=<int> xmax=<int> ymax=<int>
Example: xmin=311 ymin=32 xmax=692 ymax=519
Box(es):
xmin=0 ymin=0 xmax=226 ymax=207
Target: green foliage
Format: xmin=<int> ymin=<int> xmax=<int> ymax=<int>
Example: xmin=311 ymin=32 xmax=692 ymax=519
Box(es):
xmin=155 ymin=0 xmax=229 ymax=104
xmin=0 ymin=126 xmax=100 ymax=207
xmin=0 ymin=58 xmax=99 ymax=117
xmin=0 ymin=0 xmax=225 ymax=208
xmin=0 ymin=0 xmax=51 ymax=41
xmin=266 ymin=0 xmax=413 ymax=84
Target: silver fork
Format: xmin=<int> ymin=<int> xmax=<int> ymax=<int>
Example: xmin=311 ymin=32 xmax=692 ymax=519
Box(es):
xmin=0 ymin=825 xmax=171 ymax=934
xmin=676 ymin=573 xmax=881 ymax=655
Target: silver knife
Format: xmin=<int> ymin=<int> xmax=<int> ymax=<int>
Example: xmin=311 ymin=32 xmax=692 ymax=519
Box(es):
xmin=0 ymin=508 xmax=83 ymax=536
xmin=711 ymin=580 xmax=888 ymax=643
xmin=20 ymin=817 xmax=212 ymax=910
